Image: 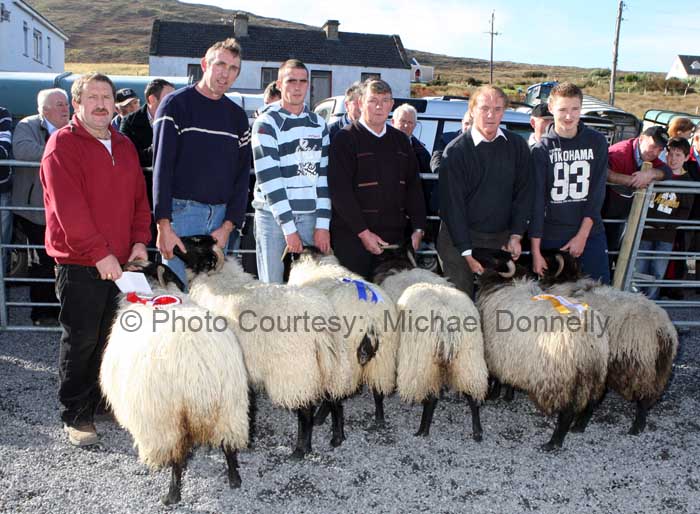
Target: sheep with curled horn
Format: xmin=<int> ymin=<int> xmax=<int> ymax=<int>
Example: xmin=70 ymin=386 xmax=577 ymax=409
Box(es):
xmin=539 ymin=250 xmax=678 ymax=436
xmin=287 ymin=246 xmax=399 ymax=435
xmin=370 ymin=244 xmax=488 ymax=441
xmin=473 ymin=248 xmax=609 ymax=451
xmin=100 ymin=258 xmax=249 ymax=505
xmin=175 ymin=237 xmax=353 ymax=459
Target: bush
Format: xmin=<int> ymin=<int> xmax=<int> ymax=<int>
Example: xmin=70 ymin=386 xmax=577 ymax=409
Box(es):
xmin=590 ymin=68 xmax=611 ymax=79
xmin=523 ymin=71 xmax=547 ymax=79
xmin=623 ymin=74 xmax=641 ymax=83
xmin=465 ymin=76 xmax=483 ymax=87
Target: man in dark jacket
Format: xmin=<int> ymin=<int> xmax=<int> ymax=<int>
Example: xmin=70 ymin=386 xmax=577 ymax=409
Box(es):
xmin=438 ymin=85 xmax=532 ymax=296
xmin=328 ymin=83 xmax=361 ymax=141
xmin=329 ymin=79 xmax=426 ymax=279
xmin=120 ymin=79 xmax=175 ymax=169
xmin=430 ymin=110 xmax=471 ymax=173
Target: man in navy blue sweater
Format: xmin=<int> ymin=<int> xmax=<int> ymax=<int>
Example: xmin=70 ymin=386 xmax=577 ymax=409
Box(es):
xmin=530 ymin=82 xmax=610 ymax=283
xmin=153 ymin=39 xmax=251 ymax=284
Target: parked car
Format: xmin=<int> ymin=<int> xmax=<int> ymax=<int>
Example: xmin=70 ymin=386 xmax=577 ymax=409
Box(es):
xmin=525 ymin=81 xmax=641 ymax=143
xmin=642 ymin=109 xmax=700 ymax=131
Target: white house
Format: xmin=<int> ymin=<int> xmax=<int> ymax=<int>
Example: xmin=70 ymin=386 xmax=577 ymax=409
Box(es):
xmin=149 ymin=15 xmax=412 ymax=108
xmin=410 ymin=58 xmax=434 ymax=83
xmin=0 ymin=0 xmax=68 ymax=72
xmin=666 ymin=55 xmax=700 ymax=81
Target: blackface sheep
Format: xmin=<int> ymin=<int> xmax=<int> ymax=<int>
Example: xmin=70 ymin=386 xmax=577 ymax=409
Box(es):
xmin=100 ymin=260 xmax=249 ymax=505
xmin=176 ymin=237 xmax=352 ymax=459
xmin=540 ymin=251 xmax=679 ymax=435
xmin=473 ymin=249 xmax=610 ymax=450
xmin=288 ymin=249 xmax=399 ymax=432
xmin=373 ymin=247 xmax=488 ymax=441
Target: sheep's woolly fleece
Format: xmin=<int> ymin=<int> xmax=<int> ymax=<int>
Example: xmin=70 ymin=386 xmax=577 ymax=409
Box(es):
xmin=1 ymin=286 xmax=699 ymax=514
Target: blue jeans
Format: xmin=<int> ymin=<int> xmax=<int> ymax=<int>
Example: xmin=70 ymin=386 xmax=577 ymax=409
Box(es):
xmin=255 ymin=208 xmax=316 ymax=283
xmin=542 ymin=230 xmax=610 ymax=285
xmin=0 ymin=190 xmax=12 ymax=272
xmin=162 ymin=198 xmax=226 ymax=286
xmin=635 ymin=239 xmax=672 ymax=300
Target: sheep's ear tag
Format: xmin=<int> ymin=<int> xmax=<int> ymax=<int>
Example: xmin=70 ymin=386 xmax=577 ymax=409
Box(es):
xmin=126 ymin=292 xmax=183 ymax=309
xmin=531 ymin=294 xmax=588 ymax=315
xmin=340 ymin=278 xmax=384 ymax=304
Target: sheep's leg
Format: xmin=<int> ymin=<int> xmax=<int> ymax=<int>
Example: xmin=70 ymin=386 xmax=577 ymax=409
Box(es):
xmin=221 ymin=443 xmax=242 ymax=488
xmin=466 ymin=395 xmax=483 ymax=442
xmin=247 ymin=387 xmax=258 ymax=447
xmin=486 ymin=377 xmax=501 ymax=401
xmin=541 ymin=405 xmax=576 ymax=452
xmin=290 ymin=405 xmax=314 ymax=460
xmin=571 ymin=401 xmax=596 ymax=433
xmin=313 ymin=400 xmax=331 ymax=426
xmin=503 ymin=385 xmax=515 ymax=402
xmin=329 ymin=400 xmax=346 ymax=447
xmin=372 ymin=388 xmax=386 ymax=427
xmin=629 ymin=397 xmax=655 ymax=435
xmin=161 ymin=460 xmax=185 ymax=505
xmin=415 ymin=395 xmax=438 ymax=437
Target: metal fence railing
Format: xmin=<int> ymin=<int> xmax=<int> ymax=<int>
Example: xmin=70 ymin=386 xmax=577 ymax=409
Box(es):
xmin=1 ymin=161 xmax=698 ymax=329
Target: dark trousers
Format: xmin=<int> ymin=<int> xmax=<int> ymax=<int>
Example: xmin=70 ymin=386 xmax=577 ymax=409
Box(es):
xmin=437 ymin=223 xmax=509 ymax=298
xmin=542 ymin=230 xmax=611 ymax=285
xmin=16 ymin=217 xmax=60 ymax=321
xmin=55 ymin=264 xmax=120 ymax=425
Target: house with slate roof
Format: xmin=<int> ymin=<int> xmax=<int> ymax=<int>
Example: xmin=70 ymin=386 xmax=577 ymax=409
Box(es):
xmin=666 ymin=55 xmax=700 ymax=81
xmin=149 ymin=14 xmax=412 ymax=108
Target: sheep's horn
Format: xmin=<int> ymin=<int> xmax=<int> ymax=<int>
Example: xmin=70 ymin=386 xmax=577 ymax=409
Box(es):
xmin=280 ymin=246 xmax=289 ymax=263
xmin=124 ymin=259 xmax=149 ymax=271
xmin=213 ymin=245 xmax=225 ymax=272
xmin=498 ymin=260 xmax=516 ymax=278
xmin=379 ymin=243 xmax=400 ymax=250
xmin=407 ymin=249 xmax=417 ymax=268
xmin=554 ymin=254 xmax=565 ymax=278
xmin=156 ymin=265 xmax=168 ymax=289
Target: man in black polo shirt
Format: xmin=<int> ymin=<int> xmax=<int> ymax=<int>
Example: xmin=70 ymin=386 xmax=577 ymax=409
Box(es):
xmin=437 ymin=85 xmax=532 ymax=296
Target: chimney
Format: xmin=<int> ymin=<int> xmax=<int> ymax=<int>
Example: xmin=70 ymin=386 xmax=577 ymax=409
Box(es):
xmin=322 ymin=20 xmax=339 ymax=40
xmin=234 ymin=13 xmax=248 ymax=38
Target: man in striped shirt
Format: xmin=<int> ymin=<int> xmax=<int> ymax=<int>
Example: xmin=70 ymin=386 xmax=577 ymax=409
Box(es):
xmin=251 ymin=59 xmax=331 ymax=283
xmin=153 ymin=38 xmax=251 ymax=285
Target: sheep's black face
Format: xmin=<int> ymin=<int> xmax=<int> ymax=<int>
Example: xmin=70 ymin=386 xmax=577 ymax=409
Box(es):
xmin=372 ymin=243 xmax=416 ymax=285
xmin=176 ymin=235 xmax=224 ymax=274
xmin=123 ymin=260 xmax=186 ymax=292
xmin=538 ymin=250 xmax=583 ymax=287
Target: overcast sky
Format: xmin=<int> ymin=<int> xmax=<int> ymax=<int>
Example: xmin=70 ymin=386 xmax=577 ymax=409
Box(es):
xmin=183 ymin=0 xmax=698 ymax=73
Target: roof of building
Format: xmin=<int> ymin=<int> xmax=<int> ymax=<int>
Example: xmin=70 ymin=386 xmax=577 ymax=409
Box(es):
xmin=15 ymin=0 xmax=69 ymax=41
xmin=677 ymin=55 xmax=700 ymax=76
xmin=149 ymin=19 xmax=411 ymax=70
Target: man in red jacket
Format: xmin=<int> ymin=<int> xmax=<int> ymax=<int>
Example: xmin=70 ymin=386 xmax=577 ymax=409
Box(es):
xmin=40 ymin=73 xmax=151 ymax=447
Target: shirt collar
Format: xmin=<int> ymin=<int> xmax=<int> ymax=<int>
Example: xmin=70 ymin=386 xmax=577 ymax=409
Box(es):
xmin=471 ymin=126 xmax=507 ymax=146
xmin=147 ymin=107 xmax=153 ymax=125
xmin=634 ymin=138 xmax=644 ymax=168
xmin=359 ymin=117 xmax=387 ymax=138
xmin=44 ymin=118 xmax=57 ymax=134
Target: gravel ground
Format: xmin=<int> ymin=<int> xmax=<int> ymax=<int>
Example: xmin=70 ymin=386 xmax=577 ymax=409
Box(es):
xmin=1 ymin=286 xmax=699 ymax=514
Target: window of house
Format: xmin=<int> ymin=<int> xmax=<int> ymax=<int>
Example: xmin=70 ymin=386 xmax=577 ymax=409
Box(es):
xmin=47 ymin=37 xmax=52 ymax=68
xmin=187 ymin=64 xmax=203 ymax=82
xmin=23 ymin=22 xmax=29 ymax=56
xmin=260 ymin=68 xmax=277 ymax=89
xmin=33 ymin=29 xmax=42 ymax=63
xmin=361 ymin=72 xmax=381 ymax=82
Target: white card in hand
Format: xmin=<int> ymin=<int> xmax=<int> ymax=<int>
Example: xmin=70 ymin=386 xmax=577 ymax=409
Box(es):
xmin=116 ymin=272 xmax=153 ymax=294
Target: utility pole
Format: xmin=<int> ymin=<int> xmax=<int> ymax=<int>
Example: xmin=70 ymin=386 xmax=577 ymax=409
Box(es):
xmin=486 ymin=10 xmax=501 ymax=84
xmin=609 ymin=1 xmax=624 ymax=105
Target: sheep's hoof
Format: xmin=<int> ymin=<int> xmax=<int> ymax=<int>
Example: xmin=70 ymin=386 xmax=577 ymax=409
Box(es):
xmin=628 ymin=425 xmax=644 ymax=436
xmin=330 ymin=435 xmax=345 ymax=448
xmin=539 ymin=442 xmax=561 ymax=453
xmin=472 ymin=432 xmax=483 ymax=443
xmin=289 ymin=448 xmax=307 ymax=460
xmin=161 ymin=490 xmax=181 ymax=506
xmin=570 ymin=424 xmax=587 ymax=434
xmin=228 ymin=475 xmax=242 ymax=489
xmin=414 ymin=429 xmax=428 ymax=437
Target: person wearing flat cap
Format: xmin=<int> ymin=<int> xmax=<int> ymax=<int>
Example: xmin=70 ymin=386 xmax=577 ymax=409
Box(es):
xmin=528 ymin=103 xmax=553 ymax=148
xmin=111 ymin=87 xmax=140 ymax=131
